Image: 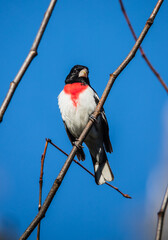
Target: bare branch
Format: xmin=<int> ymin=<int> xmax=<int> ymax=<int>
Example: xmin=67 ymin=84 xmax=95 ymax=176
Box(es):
xmin=155 ymin=185 xmax=168 ymax=240
xmin=119 ymin=0 xmax=168 ymax=93
xmin=48 ymin=138 xmax=131 ymax=199
xmin=36 ymin=139 xmax=131 ymax=240
xmin=0 ymin=0 xmax=58 ymax=123
xmin=37 ymin=140 xmax=49 ymax=240
xmin=18 ymin=1 xmax=164 ymax=239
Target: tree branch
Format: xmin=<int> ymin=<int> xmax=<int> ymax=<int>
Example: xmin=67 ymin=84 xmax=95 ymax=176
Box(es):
xmin=118 ymin=0 xmax=168 ymax=93
xmin=19 ymin=1 xmax=164 ymax=239
xmin=48 ymin=138 xmax=131 ymax=198
xmin=36 ymin=139 xmax=131 ymax=240
xmin=155 ymin=185 xmax=168 ymax=240
xmin=0 ymin=0 xmax=58 ymax=123
xmin=37 ymin=140 xmax=49 ymax=240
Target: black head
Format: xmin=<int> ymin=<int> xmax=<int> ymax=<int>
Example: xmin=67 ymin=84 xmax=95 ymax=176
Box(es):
xmin=65 ymin=65 xmax=90 ymax=85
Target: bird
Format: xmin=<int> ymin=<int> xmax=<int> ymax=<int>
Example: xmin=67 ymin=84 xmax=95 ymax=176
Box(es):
xmin=58 ymin=65 xmax=114 ymax=185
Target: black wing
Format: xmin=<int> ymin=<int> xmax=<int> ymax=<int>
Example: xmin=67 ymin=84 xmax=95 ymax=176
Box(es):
xmin=93 ymin=90 xmax=113 ymax=153
xmin=63 ymin=121 xmax=85 ymax=161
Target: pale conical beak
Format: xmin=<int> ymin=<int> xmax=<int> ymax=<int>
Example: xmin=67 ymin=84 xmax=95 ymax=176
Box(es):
xmin=79 ymin=68 xmax=88 ymax=78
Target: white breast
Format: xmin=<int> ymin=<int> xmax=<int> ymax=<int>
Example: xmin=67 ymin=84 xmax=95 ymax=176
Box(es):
xmin=58 ymin=87 xmax=96 ymax=138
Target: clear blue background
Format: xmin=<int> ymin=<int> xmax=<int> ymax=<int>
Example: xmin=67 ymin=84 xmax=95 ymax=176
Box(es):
xmin=0 ymin=0 xmax=168 ymax=239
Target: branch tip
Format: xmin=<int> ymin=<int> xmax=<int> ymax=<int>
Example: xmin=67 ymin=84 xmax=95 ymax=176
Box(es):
xmin=47 ymin=138 xmax=51 ymax=143
xmin=124 ymin=194 xmax=132 ymax=199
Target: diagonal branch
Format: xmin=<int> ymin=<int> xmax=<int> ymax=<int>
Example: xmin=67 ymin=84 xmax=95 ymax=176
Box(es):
xmin=119 ymin=0 xmax=168 ymax=93
xmin=48 ymin=138 xmax=131 ymax=198
xmin=36 ymin=139 xmax=131 ymax=240
xmin=155 ymin=185 xmax=168 ymax=240
xmin=0 ymin=0 xmax=58 ymax=123
xmin=19 ymin=1 xmax=164 ymax=239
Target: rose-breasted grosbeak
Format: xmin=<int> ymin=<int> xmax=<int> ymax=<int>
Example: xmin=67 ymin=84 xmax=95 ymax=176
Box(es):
xmin=58 ymin=65 xmax=114 ymax=185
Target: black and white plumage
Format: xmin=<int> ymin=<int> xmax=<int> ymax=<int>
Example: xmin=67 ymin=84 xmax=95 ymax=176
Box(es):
xmin=58 ymin=65 xmax=114 ymax=185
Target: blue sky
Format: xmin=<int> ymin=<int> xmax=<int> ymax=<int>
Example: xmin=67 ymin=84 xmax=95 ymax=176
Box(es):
xmin=0 ymin=0 xmax=168 ymax=239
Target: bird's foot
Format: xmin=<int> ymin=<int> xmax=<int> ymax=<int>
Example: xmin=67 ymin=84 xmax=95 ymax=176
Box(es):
xmin=89 ymin=114 xmax=97 ymax=123
xmin=72 ymin=141 xmax=84 ymax=150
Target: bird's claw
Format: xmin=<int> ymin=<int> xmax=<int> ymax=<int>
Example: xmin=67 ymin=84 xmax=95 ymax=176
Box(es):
xmin=72 ymin=141 xmax=84 ymax=150
xmin=89 ymin=114 xmax=97 ymax=123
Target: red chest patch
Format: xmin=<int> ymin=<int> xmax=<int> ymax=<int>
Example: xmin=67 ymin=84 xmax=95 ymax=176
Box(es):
xmin=64 ymin=83 xmax=88 ymax=107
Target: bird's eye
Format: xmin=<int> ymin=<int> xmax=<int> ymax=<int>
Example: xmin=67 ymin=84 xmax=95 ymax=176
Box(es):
xmin=73 ymin=68 xmax=78 ymax=74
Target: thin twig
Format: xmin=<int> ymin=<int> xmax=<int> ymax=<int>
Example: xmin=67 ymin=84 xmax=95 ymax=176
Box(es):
xmin=47 ymin=138 xmax=131 ymax=199
xmin=155 ymin=185 xmax=168 ymax=240
xmin=19 ymin=1 xmax=164 ymax=239
xmin=0 ymin=0 xmax=58 ymax=123
xmin=37 ymin=140 xmax=49 ymax=240
xmin=119 ymin=0 xmax=168 ymax=93
xmin=36 ymin=139 xmax=130 ymax=240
